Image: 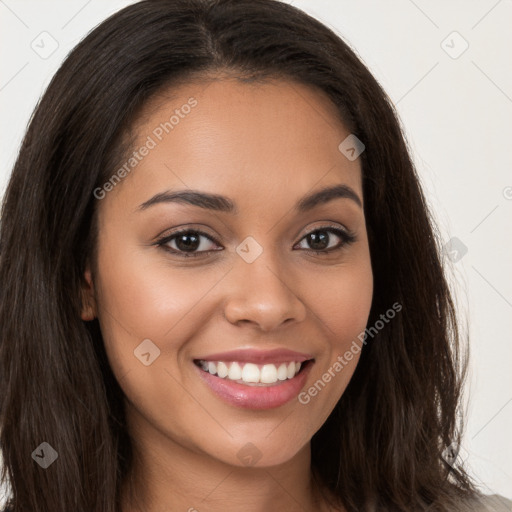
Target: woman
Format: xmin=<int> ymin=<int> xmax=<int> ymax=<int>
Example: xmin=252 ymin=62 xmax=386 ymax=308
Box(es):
xmin=0 ymin=1 xmax=509 ymax=511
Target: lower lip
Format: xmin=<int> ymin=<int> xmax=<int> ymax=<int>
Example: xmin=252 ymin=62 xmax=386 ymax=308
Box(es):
xmin=195 ymin=361 xmax=313 ymax=410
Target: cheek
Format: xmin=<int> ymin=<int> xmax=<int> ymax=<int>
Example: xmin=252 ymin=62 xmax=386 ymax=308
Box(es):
xmin=313 ymin=259 xmax=373 ymax=345
xmin=93 ymin=240 xmax=230 ymax=374
xmin=93 ymin=243 xmax=224 ymax=437
xmin=297 ymin=257 xmax=373 ymax=421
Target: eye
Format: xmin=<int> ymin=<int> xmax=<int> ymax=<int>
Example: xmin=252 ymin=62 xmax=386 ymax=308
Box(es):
xmin=295 ymin=226 xmax=356 ymax=255
xmin=156 ymin=224 xmax=356 ymax=259
xmin=156 ymin=229 xmax=221 ymax=258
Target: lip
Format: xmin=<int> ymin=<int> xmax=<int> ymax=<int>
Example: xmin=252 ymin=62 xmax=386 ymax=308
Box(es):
xmin=194 ymin=348 xmax=313 ymax=364
xmin=194 ymin=358 xmax=314 ymax=410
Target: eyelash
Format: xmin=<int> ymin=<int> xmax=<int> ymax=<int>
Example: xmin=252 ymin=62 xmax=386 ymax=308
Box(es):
xmin=155 ymin=225 xmax=356 ymax=259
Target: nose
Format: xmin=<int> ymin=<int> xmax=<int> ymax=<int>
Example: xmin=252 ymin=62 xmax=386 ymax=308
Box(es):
xmin=223 ymin=246 xmax=307 ymax=331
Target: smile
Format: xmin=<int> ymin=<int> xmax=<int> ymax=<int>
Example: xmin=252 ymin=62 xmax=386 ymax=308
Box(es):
xmin=193 ymin=356 xmax=314 ymax=410
xmin=195 ymin=360 xmax=303 ymax=385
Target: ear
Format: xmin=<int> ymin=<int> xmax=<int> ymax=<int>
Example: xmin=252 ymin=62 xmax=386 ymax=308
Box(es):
xmin=80 ymin=266 xmax=97 ymax=321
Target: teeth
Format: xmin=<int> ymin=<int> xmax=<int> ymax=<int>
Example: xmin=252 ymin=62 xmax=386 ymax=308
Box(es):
xmin=277 ymin=363 xmax=288 ymax=381
xmin=241 ymin=363 xmax=260 ymax=383
xmin=228 ymin=362 xmax=242 ymax=381
xmin=197 ymin=360 xmax=305 ymax=384
xmin=217 ymin=361 xmax=229 ymax=378
xmin=260 ymin=364 xmax=277 ymax=384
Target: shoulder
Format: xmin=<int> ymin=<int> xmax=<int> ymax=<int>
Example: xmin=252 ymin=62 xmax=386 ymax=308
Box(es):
xmin=454 ymin=494 xmax=512 ymax=512
xmin=477 ymin=494 xmax=512 ymax=511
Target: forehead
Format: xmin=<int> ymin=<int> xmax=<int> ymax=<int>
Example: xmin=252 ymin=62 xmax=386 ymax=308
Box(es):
xmin=101 ymin=76 xmax=362 ymax=213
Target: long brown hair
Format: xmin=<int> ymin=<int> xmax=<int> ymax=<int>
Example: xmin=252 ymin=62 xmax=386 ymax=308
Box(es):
xmin=0 ymin=1 xmax=477 ymax=510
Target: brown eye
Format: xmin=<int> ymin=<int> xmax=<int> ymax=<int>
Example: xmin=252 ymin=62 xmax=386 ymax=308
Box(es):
xmin=295 ymin=227 xmax=356 ymax=254
xmin=157 ymin=229 xmax=221 ymax=258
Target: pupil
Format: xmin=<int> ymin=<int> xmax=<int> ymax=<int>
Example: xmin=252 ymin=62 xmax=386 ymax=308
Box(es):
xmin=177 ymin=233 xmax=199 ymax=251
xmin=309 ymin=231 xmax=328 ymax=250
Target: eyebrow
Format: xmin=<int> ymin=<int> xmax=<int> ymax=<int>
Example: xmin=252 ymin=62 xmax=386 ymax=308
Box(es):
xmin=137 ymin=183 xmax=363 ymax=213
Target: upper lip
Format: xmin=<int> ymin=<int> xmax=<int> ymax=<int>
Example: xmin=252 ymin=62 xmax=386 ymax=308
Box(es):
xmin=194 ymin=348 xmax=314 ymax=364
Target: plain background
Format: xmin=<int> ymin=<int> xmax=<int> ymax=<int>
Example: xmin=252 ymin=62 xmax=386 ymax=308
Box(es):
xmin=0 ymin=0 xmax=511 ymax=505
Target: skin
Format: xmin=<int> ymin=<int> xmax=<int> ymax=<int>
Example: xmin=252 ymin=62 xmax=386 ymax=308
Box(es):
xmin=81 ymin=75 xmax=373 ymax=512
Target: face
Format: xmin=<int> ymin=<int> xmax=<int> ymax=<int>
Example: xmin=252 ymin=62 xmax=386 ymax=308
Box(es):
xmin=82 ymin=76 xmax=373 ymax=468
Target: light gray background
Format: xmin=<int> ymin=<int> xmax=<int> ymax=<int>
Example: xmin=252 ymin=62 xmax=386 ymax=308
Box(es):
xmin=1 ymin=0 xmax=511 ymax=504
